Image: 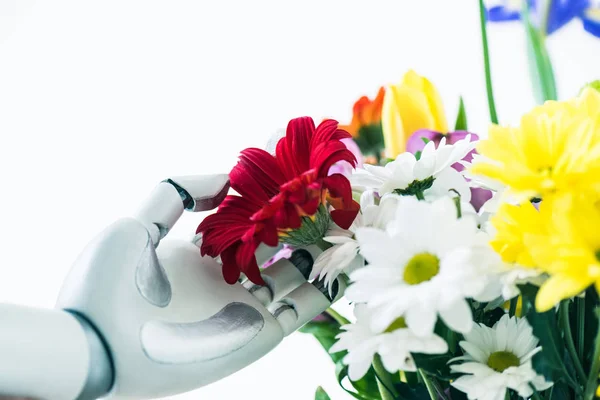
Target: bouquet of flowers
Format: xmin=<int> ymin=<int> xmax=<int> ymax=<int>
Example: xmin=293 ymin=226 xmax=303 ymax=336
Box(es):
xmin=196 ymin=2 xmax=600 ymax=399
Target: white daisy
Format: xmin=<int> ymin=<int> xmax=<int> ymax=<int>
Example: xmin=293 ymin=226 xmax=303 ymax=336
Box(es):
xmin=450 ymin=314 xmax=553 ymax=400
xmin=311 ymin=191 xmax=399 ymax=292
xmin=330 ymin=304 xmax=448 ymax=381
xmin=351 ymin=134 xmax=476 ymax=202
xmin=346 ymin=196 xmax=494 ymax=337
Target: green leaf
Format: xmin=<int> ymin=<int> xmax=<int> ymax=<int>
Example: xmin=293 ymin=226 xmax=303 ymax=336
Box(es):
xmin=335 ymin=363 xmax=380 ymax=400
xmin=448 ymin=386 xmax=469 ymax=400
xmin=483 ymin=296 xmax=507 ymax=312
xmin=314 ymin=386 xmax=331 ymax=400
xmin=477 ymin=0 xmax=499 ymax=124
xmin=414 ymin=150 xmax=422 ymax=161
xmin=412 ymin=353 xmax=454 ymax=381
xmin=454 ymin=96 xmax=468 ymax=131
xmin=355 ymin=124 xmax=384 ymax=156
xmin=395 ymin=382 xmax=431 ymax=399
xmin=584 ymin=287 xmax=599 ymax=370
xmin=522 ymin=2 xmax=557 ymax=104
xmin=519 ymin=284 xmax=566 ymax=382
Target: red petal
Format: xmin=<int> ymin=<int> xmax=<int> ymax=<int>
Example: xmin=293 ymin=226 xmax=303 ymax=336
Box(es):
xmin=236 ymin=241 xmax=265 ymax=285
xmin=257 ymin=222 xmax=279 ymax=247
xmin=221 ymin=246 xmax=242 ymax=284
xmin=230 ymin=165 xmax=271 ymax=206
xmin=275 ymin=137 xmax=298 ymax=180
xmin=311 ymin=141 xmax=357 ymax=177
xmin=274 ymin=202 xmax=302 ymax=229
xmin=251 ymin=193 xmax=286 ymax=222
xmin=330 ymin=200 xmax=360 ymax=230
xmin=312 ymin=119 xmax=351 ymax=148
xmin=237 ymin=148 xmax=285 ymax=197
xmin=300 ymin=196 xmax=321 ymax=215
xmin=287 ymin=117 xmax=315 ymax=173
xmin=324 ymin=174 xmax=353 ymax=205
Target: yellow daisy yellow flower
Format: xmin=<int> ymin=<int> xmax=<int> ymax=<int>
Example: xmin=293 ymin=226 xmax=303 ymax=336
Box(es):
xmin=489 ymin=201 xmax=547 ymax=268
xmin=470 ymin=88 xmax=600 ymax=203
xmin=524 ymin=196 xmax=600 ymax=312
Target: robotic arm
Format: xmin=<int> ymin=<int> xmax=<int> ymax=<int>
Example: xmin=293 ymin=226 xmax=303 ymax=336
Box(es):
xmin=0 ymin=175 xmax=345 ymax=400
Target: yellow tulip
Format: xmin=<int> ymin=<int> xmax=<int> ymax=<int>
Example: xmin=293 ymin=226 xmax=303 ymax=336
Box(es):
xmin=382 ymin=70 xmax=449 ymax=158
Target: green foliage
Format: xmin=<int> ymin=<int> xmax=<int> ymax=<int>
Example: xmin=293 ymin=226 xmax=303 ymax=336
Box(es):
xmin=314 ymin=386 xmax=331 ymax=400
xmin=472 ymin=300 xmax=506 ymax=328
xmin=454 ymin=96 xmax=468 ymax=131
xmin=584 ymin=288 xmax=600 ymax=369
xmin=354 ymin=124 xmax=384 ymax=156
xmin=395 ymin=382 xmax=431 ymax=399
xmin=519 ymin=284 xmax=568 ymax=383
xmin=412 ymin=353 xmax=454 ymax=381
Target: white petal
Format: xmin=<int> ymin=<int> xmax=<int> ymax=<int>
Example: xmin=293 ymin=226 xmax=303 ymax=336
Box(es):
xmin=439 ymin=299 xmax=473 ymax=334
xmin=406 ymin=307 xmax=437 ymax=337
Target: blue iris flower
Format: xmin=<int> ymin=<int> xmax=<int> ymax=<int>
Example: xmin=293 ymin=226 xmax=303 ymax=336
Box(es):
xmin=486 ymin=0 xmax=600 ymax=37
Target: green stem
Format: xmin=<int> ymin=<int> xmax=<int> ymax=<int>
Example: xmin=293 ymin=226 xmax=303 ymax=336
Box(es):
xmin=539 ymin=0 xmax=551 ymax=38
xmin=561 ymin=301 xmax=587 ymax=387
xmin=373 ymin=355 xmax=399 ymax=400
xmin=419 ymin=369 xmax=437 ymax=400
xmin=325 ymin=308 xmax=350 ymax=326
xmin=477 ymin=0 xmax=499 ymax=124
xmin=584 ymin=311 xmax=600 ymax=400
xmin=530 ymin=387 xmax=543 ymax=400
xmin=415 ymin=191 xmax=425 ymax=201
xmin=509 ymin=297 xmax=518 ymax=317
xmin=447 ymin=328 xmax=458 ymax=353
xmin=577 ymin=296 xmax=585 ymax=363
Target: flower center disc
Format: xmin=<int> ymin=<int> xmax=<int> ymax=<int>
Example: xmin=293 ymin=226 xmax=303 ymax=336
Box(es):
xmin=384 ymin=317 xmax=407 ymax=333
xmin=403 ymin=253 xmax=440 ymax=285
xmin=487 ymin=351 xmax=520 ymax=372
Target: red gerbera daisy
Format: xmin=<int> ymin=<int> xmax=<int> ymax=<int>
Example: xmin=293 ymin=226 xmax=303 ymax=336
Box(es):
xmin=197 ymin=116 xmax=360 ymax=285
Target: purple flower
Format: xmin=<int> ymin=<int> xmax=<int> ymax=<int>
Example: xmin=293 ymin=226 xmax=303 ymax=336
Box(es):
xmin=262 ymin=245 xmax=294 ymax=268
xmin=329 ymin=138 xmax=364 ymax=178
xmin=406 ymin=129 xmax=492 ymax=211
xmin=487 ymin=0 xmax=599 ymax=38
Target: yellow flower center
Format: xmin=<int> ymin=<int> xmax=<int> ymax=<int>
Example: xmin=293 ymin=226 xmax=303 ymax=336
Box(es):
xmin=384 ymin=317 xmax=407 ymax=333
xmin=403 ymin=253 xmax=440 ymax=285
xmin=487 ymin=351 xmax=520 ymax=372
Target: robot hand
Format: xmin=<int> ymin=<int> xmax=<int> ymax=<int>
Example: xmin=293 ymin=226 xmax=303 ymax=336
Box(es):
xmin=53 ymin=175 xmax=345 ymax=400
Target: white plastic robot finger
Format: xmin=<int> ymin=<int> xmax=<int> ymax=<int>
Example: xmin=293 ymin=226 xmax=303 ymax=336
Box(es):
xmin=244 ymin=245 xmax=321 ymax=307
xmin=135 ymin=174 xmax=229 ymax=245
xmin=268 ymin=276 xmax=347 ymax=337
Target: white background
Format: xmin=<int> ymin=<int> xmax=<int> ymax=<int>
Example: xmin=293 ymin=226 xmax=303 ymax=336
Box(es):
xmin=1 ymin=1 xmax=599 ymax=399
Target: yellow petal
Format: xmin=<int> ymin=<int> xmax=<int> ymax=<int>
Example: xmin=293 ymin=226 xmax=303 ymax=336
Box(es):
xmin=381 ymin=85 xmax=406 ymax=158
xmin=535 ymin=274 xmax=593 ymax=312
xmin=381 ymin=70 xmax=449 ymax=158
xmin=392 ymin=85 xmax=435 ymax=142
xmin=419 ymin=75 xmax=448 ymax=132
xmin=401 ymin=70 xmax=448 ymax=133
